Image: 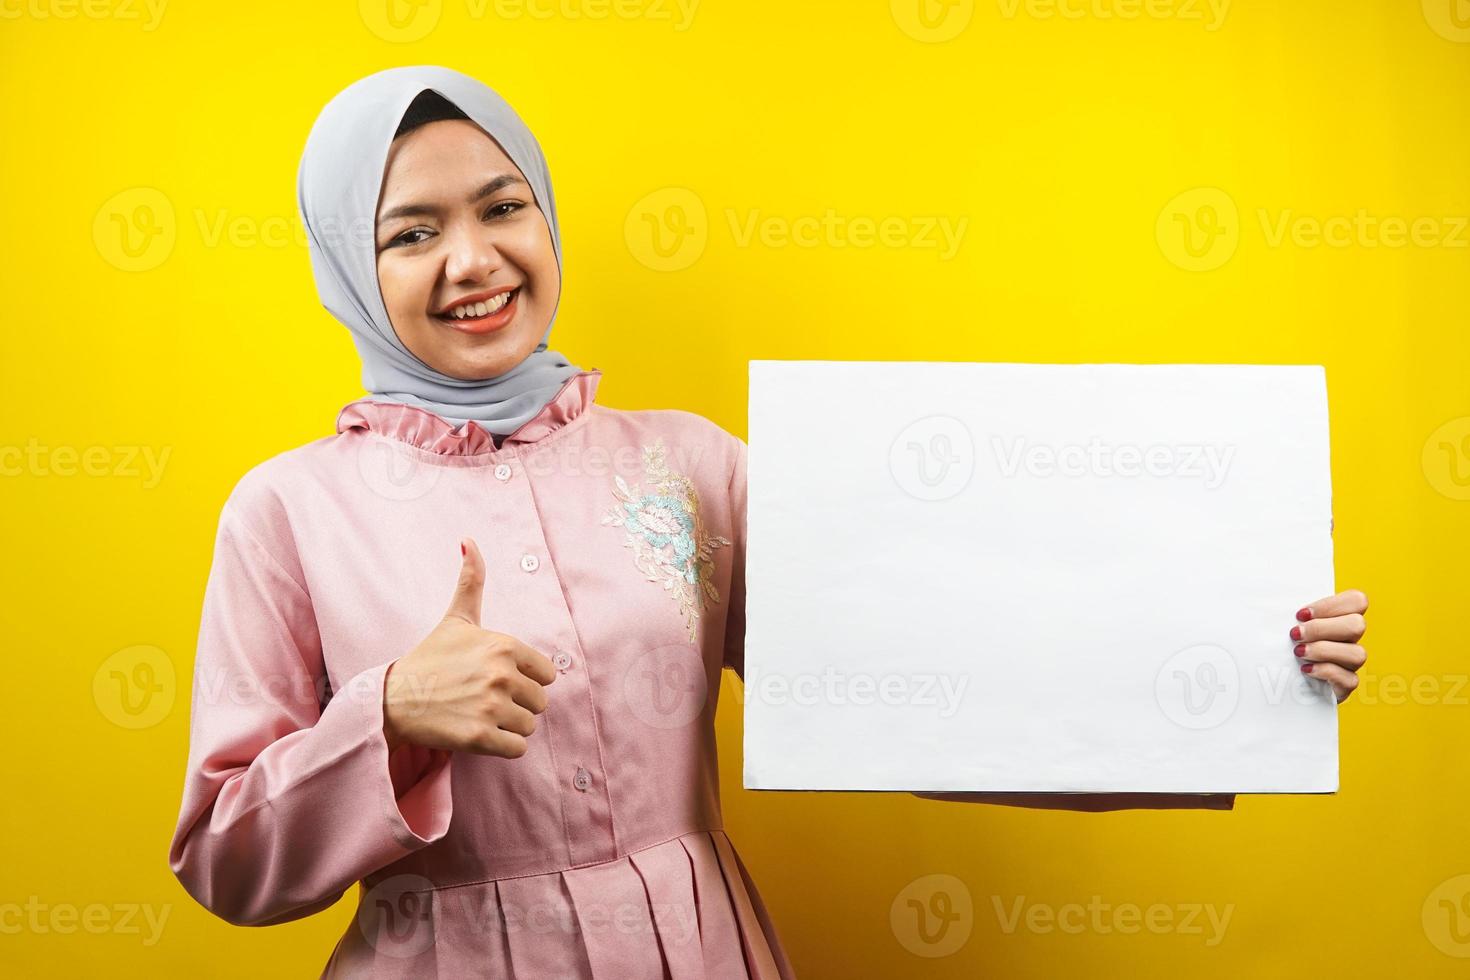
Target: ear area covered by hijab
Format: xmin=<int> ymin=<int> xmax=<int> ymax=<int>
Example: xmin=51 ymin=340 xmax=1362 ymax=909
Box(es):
xmin=296 ymin=65 xmax=583 ymax=434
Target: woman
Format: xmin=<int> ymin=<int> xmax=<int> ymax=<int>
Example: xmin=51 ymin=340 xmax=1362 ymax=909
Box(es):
xmin=167 ymin=65 xmax=1370 ymax=977
xmin=168 ymin=64 xmax=787 ymax=978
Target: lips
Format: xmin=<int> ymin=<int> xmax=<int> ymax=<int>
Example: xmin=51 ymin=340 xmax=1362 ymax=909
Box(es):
xmin=434 ymin=285 xmax=517 ymax=319
xmin=433 ymin=288 xmax=520 ymax=334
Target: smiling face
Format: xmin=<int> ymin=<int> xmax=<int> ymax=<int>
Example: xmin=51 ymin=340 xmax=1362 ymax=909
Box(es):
xmin=374 ymin=118 xmax=560 ymax=381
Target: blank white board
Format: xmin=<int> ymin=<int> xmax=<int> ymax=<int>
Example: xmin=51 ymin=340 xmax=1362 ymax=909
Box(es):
xmin=743 ymin=361 xmax=1337 ymax=793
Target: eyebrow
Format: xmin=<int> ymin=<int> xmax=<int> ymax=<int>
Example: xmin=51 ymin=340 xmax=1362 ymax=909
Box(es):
xmin=377 ymin=174 xmax=530 ymax=225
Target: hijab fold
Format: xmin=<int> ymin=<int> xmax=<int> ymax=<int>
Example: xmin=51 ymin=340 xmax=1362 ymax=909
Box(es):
xmin=297 ymin=65 xmax=583 ymax=434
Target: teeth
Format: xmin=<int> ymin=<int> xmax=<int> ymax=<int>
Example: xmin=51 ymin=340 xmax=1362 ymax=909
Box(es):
xmin=449 ymin=291 xmax=512 ymax=319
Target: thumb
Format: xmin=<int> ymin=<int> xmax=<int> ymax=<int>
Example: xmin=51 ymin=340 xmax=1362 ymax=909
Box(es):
xmin=444 ymin=537 xmax=486 ymax=626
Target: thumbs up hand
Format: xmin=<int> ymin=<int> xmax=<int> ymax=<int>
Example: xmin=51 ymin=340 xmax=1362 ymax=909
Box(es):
xmin=382 ymin=538 xmax=558 ymax=758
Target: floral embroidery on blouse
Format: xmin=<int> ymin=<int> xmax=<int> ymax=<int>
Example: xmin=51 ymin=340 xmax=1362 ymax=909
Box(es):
xmin=601 ymin=438 xmax=731 ymax=642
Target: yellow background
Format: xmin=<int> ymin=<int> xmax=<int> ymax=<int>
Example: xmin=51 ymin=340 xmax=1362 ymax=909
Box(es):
xmin=2 ymin=0 xmax=1467 ymax=975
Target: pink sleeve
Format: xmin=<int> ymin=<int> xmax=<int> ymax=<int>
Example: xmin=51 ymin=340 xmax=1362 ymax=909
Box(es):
xmin=723 ymin=436 xmax=748 ymax=682
xmin=167 ymin=492 xmax=454 ymax=926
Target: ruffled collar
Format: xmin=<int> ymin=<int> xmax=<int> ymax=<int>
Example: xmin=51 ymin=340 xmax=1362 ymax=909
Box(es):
xmin=335 ymin=369 xmax=603 ymax=457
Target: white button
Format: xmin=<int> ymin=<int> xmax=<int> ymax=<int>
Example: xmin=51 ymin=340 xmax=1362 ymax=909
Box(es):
xmin=494 ymin=463 xmax=512 ymax=481
xmin=520 ymin=554 xmax=539 ymax=573
xmin=552 ymin=651 xmax=572 ymax=672
xmin=572 ymin=767 xmax=592 ymax=792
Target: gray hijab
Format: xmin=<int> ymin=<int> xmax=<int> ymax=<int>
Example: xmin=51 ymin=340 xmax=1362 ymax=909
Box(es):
xmin=297 ymin=65 xmax=583 ymax=434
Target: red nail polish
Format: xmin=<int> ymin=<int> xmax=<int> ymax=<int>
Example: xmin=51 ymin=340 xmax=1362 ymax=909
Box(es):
xmin=460 ymin=542 xmax=466 ymax=556
xmin=1296 ymin=607 xmax=1313 ymax=622
xmin=1290 ymin=626 xmax=1302 ymax=641
xmin=1294 ymin=643 xmax=1306 ymax=657
xmin=1301 ymin=663 xmax=1313 ymax=673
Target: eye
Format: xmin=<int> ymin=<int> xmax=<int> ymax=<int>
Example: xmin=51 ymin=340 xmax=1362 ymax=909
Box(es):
xmin=380 ymin=202 xmax=525 ymax=251
xmin=387 ymin=228 xmax=432 ymax=249
xmin=485 ymin=201 xmax=525 ymax=220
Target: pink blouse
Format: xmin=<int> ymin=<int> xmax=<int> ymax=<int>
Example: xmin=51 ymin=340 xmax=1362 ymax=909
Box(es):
xmin=167 ymin=369 xmax=795 ymax=978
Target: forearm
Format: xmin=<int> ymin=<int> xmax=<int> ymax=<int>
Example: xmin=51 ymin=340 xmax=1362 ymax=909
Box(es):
xmin=171 ymin=658 xmax=453 ymax=926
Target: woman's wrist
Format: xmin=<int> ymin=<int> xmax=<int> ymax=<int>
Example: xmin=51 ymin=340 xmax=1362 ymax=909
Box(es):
xmin=384 ymin=717 xmax=404 ymax=752
xmin=383 ymin=660 xmax=407 ymax=752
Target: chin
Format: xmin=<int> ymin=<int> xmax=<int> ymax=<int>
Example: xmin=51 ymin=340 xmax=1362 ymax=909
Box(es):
xmin=443 ymin=343 xmax=542 ymax=381
xmin=402 ymin=313 xmax=546 ymax=381
xmin=437 ymin=358 xmax=519 ymax=382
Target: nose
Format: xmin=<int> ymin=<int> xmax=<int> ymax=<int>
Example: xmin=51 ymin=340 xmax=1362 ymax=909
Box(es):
xmin=443 ymin=222 xmax=502 ymax=284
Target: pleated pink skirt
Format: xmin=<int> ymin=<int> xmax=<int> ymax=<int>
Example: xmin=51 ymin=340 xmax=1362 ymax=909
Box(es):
xmin=322 ymin=830 xmax=796 ymax=978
